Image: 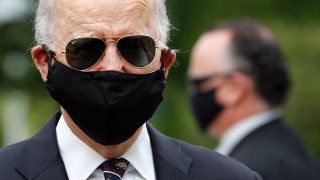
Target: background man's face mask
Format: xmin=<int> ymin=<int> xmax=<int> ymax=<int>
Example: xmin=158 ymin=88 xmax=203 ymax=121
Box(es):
xmin=188 ymin=89 xmax=223 ymax=131
xmin=187 ymin=76 xmax=224 ymax=132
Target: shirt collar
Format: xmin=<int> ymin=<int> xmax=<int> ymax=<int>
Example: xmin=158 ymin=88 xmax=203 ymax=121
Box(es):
xmin=216 ymin=108 xmax=282 ymax=155
xmin=56 ymin=115 xmax=155 ymax=180
xmin=121 ymin=122 xmax=156 ymax=180
xmin=56 ymin=115 xmax=105 ymax=180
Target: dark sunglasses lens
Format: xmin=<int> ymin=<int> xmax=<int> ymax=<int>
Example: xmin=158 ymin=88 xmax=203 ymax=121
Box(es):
xmin=66 ymin=38 xmax=105 ymax=70
xmin=187 ymin=76 xmax=213 ymax=92
xmin=117 ymin=35 xmax=156 ymax=67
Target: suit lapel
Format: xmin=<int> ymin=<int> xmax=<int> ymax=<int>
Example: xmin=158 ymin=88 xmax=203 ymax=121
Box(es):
xmin=15 ymin=112 xmax=68 ymax=180
xmin=147 ymin=123 xmax=194 ymax=180
xmin=14 ymin=115 xmax=194 ymax=180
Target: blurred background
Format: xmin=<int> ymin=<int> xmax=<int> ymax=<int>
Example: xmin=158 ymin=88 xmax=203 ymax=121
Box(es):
xmin=0 ymin=0 xmax=319 ymax=161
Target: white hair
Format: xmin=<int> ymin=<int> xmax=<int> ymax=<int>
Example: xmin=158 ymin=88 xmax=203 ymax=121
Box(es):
xmin=154 ymin=0 xmax=171 ymax=44
xmin=34 ymin=0 xmax=55 ymax=47
xmin=34 ymin=0 xmax=171 ymax=48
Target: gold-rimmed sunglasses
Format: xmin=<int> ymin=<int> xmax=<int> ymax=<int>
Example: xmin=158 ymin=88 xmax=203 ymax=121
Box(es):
xmin=49 ymin=35 xmax=159 ymax=70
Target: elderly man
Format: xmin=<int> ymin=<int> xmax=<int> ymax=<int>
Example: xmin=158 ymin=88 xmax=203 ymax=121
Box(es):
xmin=0 ymin=1 xmax=262 ymax=180
xmin=188 ymin=19 xmax=320 ymax=180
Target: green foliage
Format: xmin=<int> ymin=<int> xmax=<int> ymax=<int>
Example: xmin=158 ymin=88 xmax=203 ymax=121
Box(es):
xmin=0 ymin=0 xmax=319 ymax=161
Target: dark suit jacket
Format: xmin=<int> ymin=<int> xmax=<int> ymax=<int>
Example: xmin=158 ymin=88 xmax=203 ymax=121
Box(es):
xmin=229 ymin=118 xmax=320 ymax=180
xmin=0 ymin=112 xmax=262 ymax=180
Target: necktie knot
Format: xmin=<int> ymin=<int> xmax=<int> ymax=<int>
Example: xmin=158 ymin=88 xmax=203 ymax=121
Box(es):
xmin=100 ymin=158 xmax=130 ymax=180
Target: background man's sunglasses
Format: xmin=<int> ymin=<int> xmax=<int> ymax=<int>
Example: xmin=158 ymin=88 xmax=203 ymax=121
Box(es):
xmin=50 ymin=35 xmax=158 ymax=70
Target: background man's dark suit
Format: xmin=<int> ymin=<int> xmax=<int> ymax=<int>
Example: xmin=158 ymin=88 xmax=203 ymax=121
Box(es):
xmin=0 ymin=112 xmax=262 ymax=180
xmin=229 ymin=118 xmax=320 ymax=180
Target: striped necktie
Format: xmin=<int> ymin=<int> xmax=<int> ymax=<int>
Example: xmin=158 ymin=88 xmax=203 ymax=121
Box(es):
xmin=100 ymin=158 xmax=130 ymax=180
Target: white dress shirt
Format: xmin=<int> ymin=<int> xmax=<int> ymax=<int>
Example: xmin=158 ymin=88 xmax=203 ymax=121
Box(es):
xmin=56 ymin=115 xmax=156 ymax=180
xmin=215 ymin=109 xmax=282 ymax=156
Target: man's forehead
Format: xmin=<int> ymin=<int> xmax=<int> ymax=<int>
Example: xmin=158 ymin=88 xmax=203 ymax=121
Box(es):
xmin=55 ymin=0 xmax=154 ymax=28
xmin=56 ymin=0 xmax=153 ymax=7
xmin=56 ymin=0 xmax=153 ymax=16
xmin=189 ymin=30 xmax=233 ymax=76
xmin=55 ymin=0 xmax=156 ymax=42
xmin=193 ymin=31 xmax=231 ymax=63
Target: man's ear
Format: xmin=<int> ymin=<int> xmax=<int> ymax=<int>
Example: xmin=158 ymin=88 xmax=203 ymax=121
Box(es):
xmin=160 ymin=48 xmax=176 ymax=77
xmin=31 ymin=45 xmax=50 ymax=81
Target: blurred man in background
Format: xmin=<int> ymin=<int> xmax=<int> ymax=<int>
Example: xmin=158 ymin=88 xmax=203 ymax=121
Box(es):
xmin=187 ymin=19 xmax=320 ymax=180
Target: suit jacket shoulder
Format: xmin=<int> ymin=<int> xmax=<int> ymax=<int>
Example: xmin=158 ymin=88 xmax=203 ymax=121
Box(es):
xmin=147 ymin=123 xmax=262 ymax=180
xmin=0 ymin=140 xmax=27 ymax=179
xmin=230 ymin=119 xmax=320 ymax=180
xmin=0 ymin=112 xmax=68 ymax=180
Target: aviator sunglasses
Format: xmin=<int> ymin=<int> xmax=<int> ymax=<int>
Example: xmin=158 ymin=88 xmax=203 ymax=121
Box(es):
xmin=45 ymin=35 xmax=158 ymax=70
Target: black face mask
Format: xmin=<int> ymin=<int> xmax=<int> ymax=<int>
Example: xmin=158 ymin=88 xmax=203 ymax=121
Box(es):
xmin=188 ymin=89 xmax=223 ymax=132
xmin=45 ymin=60 xmax=165 ymax=145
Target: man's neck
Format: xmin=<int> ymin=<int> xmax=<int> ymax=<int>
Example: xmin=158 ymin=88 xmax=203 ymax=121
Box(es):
xmin=61 ymin=108 xmax=142 ymax=159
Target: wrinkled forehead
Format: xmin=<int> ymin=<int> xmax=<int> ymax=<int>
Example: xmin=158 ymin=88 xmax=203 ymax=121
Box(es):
xmin=54 ymin=0 xmax=156 ymax=37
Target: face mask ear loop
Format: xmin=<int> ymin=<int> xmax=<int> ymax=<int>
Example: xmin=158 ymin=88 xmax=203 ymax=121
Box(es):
xmin=160 ymin=48 xmax=172 ymax=70
xmin=41 ymin=44 xmax=57 ymax=69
